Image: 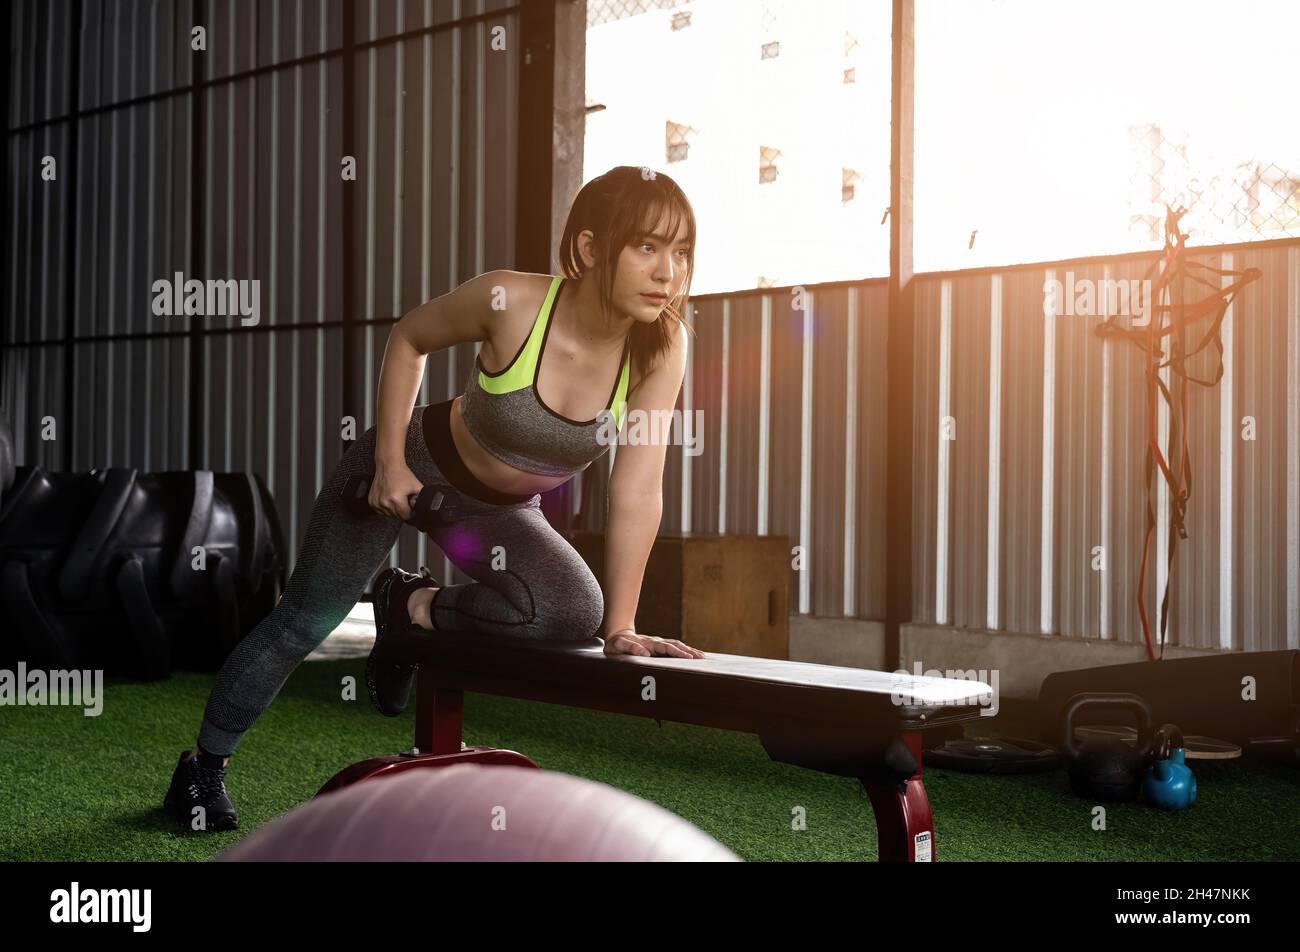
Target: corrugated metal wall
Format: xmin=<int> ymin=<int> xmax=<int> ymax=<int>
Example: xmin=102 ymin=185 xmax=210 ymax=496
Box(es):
xmin=6 ymin=3 xmax=1298 ymax=653
xmin=924 ymin=244 xmax=1300 ymax=652
xmin=3 ymin=0 xmax=521 ymax=589
xmin=581 ymin=242 xmax=1300 ymax=653
xmin=578 ymin=279 xmax=893 ymax=622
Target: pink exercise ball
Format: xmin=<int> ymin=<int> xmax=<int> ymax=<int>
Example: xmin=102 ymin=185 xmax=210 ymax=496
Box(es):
xmin=213 ymin=764 xmax=741 ymax=862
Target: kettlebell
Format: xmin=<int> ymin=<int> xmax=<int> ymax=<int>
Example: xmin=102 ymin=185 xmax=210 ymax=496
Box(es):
xmin=1061 ymin=692 xmax=1154 ymax=802
xmin=1142 ymin=724 xmax=1197 ymax=810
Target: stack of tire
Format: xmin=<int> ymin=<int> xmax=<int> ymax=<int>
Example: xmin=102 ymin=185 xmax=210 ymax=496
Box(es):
xmin=0 ymin=413 xmax=286 ymax=680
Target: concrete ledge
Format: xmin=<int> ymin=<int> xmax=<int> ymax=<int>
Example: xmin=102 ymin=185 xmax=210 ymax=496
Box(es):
xmin=790 ymin=616 xmax=887 ymax=670
xmin=902 ymin=625 xmax=1217 ymax=701
xmin=790 ymin=615 xmax=1221 ymax=701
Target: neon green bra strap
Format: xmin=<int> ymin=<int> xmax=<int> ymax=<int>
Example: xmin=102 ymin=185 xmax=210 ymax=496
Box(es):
xmin=611 ymin=347 xmax=631 ymax=429
xmin=476 ymin=276 xmax=562 ymax=394
xmin=478 ymin=276 xmax=633 ymax=427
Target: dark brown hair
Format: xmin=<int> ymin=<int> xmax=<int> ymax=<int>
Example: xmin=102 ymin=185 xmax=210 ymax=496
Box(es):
xmin=558 ymin=166 xmax=698 ymax=392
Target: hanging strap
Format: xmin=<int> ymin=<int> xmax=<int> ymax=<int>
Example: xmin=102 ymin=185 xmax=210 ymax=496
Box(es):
xmin=1094 ymin=205 xmax=1262 ymax=659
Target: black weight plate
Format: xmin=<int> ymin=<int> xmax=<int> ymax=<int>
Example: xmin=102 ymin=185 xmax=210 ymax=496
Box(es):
xmin=928 ymin=736 xmax=1063 ymax=774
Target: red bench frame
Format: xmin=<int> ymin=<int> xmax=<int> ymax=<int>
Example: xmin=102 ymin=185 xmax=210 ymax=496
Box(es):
xmin=318 ymin=630 xmax=990 ymax=862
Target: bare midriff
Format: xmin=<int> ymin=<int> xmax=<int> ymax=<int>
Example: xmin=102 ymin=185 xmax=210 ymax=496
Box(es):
xmin=447 ymin=394 xmax=573 ymax=497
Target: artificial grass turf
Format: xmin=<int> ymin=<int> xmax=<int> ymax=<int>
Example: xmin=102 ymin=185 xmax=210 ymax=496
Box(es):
xmin=2 ymin=659 xmax=1297 ymax=862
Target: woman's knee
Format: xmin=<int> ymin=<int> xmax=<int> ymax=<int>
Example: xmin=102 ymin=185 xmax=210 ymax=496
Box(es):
xmin=535 ymin=569 xmax=604 ymax=640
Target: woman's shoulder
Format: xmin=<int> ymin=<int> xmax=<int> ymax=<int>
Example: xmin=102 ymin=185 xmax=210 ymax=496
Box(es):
xmin=626 ymin=319 xmax=689 ymax=399
xmin=472 ymin=268 xmax=554 ymax=320
xmin=479 ymin=269 xmax=557 ymax=304
xmin=472 ymin=271 xmax=557 ymax=373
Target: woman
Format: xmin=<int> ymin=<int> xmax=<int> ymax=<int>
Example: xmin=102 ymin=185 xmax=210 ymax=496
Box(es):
xmin=164 ymin=166 xmax=706 ymax=832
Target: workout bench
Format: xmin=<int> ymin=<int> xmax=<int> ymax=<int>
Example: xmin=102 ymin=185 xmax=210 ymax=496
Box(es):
xmin=318 ymin=628 xmax=993 ymax=861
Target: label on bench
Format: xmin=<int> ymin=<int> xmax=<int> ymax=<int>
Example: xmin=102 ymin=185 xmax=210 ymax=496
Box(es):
xmin=914 ymin=831 xmax=933 ymax=863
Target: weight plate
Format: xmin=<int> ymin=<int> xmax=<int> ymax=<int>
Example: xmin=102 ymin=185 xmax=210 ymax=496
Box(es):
xmin=927 ymin=736 xmax=1063 ymax=774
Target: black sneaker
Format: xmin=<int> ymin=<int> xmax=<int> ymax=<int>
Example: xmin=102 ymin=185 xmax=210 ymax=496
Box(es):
xmin=366 ymin=566 xmax=439 ymax=717
xmin=163 ymin=750 xmax=239 ymax=832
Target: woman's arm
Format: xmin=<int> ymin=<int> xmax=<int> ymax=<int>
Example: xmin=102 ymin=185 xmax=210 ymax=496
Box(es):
xmin=601 ymin=324 xmax=702 ymax=657
xmin=368 ymin=270 xmax=518 ymax=518
xmin=374 ymin=270 xmax=513 ymax=465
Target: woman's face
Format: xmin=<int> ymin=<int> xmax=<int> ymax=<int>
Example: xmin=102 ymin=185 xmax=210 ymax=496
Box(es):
xmin=611 ymin=211 xmax=692 ymax=323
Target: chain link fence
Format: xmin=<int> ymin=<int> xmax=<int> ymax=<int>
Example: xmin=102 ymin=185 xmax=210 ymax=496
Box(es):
xmin=586 ymin=0 xmax=689 ymax=29
xmin=585 ymin=0 xmax=801 ymax=31
xmin=1128 ymin=122 xmax=1300 ymax=246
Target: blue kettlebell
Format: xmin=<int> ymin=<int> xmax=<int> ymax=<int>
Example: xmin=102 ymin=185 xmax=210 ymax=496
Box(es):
xmin=1142 ymin=724 xmax=1197 ymax=810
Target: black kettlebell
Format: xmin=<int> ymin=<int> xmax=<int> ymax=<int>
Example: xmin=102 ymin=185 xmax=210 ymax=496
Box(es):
xmin=1061 ymin=692 xmax=1154 ymax=802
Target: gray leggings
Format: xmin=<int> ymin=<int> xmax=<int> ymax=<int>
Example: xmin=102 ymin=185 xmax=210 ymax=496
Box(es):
xmin=196 ymin=401 xmax=606 ymax=758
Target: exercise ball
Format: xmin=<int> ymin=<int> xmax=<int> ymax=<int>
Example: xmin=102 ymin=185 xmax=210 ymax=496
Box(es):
xmin=213 ymin=764 xmax=741 ymax=862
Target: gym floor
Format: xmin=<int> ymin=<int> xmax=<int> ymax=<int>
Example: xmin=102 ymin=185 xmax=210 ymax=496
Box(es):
xmin=2 ymin=636 xmax=1297 ymax=862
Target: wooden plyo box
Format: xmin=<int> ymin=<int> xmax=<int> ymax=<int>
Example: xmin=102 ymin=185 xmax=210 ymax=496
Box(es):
xmin=565 ymin=531 xmax=790 ymax=659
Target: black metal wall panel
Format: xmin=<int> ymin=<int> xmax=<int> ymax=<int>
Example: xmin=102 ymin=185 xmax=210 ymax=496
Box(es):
xmin=1105 ymin=258 xmax=1159 ymax=647
xmin=948 ymin=273 xmax=992 ymax=632
xmin=767 ymin=291 xmax=805 ymax=607
xmin=1051 ymin=261 xmax=1105 ymax=641
xmin=7 ymin=124 xmax=72 ymax=347
xmin=852 ymin=282 xmax=889 ymax=621
xmin=723 ymin=294 xmax=761 ymax=535
xmin=2 ymin=0 xmax=524 ymax=592
xmin=911 ymin=277 xmax=940 ymax=625
xmin=808 ymin=287 xmax=849 ymax=618
xmin=685 ymin=295 xmax=723 ymax=533
xmin=6 ymin=2 xmax=1299 ymax=652
xmin=993 ymin=269 xmax=1045 ymax=635
xmin=80 ymin=0 xmax=193 ymax=112
xmin=9 ymin=0 xmax=77 ymax=125
xmin=1230 ymin=245 xmax=1292 ymax=654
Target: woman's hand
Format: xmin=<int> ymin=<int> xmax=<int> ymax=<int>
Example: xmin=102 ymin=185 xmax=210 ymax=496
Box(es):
xmin=602 ymin=628 xmax=706 ymax=659
xmin=368 ymin=461 xmax=425 ymax=521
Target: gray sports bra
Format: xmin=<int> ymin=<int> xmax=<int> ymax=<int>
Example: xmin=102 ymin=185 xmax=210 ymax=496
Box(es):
xmin=455 ymin=276 xmax=631 ymax=477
